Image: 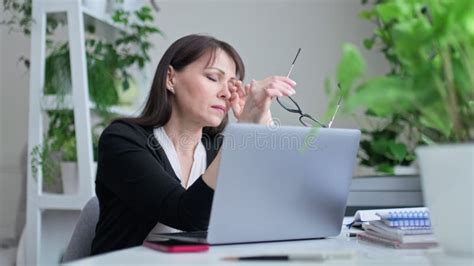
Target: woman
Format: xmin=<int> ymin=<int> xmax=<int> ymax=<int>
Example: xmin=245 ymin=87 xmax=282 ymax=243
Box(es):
xmin=91 ymin=34 xmax=297 ymax=255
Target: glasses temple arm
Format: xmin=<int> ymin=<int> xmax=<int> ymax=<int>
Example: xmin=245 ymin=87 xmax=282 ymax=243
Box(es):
xmin=327 ymin=102 xmax=341 ymax=128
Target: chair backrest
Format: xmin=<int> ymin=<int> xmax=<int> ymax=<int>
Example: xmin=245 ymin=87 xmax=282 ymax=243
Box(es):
xmin=62 ymin=197 xmax=99 ymax=263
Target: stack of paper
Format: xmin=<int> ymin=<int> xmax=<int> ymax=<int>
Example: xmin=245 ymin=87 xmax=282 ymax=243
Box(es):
xmin=356 ymin=208 xmax=438 ymax=249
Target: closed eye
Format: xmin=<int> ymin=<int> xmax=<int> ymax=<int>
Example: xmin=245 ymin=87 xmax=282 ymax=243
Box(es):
xmin=207 ymin=76 xmax=217 ymax=82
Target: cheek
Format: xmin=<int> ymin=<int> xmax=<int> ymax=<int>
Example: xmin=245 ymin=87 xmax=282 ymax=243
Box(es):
xmin=175 ymin=88 xmax=208 ymax=116
xmin=175 ymin=77 xmax=223 ymax=123
xmin=185 ymin=80 xmax=217 ymax=106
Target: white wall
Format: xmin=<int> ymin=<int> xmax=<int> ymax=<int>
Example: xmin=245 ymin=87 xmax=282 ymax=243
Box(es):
xmin=0 ymin=13 xmax=3 ymax=173
xmin=0 ymin=0 xmax=388 ymax=243
xmin=0 ymin=23 xmax=30 ymax=241
xmin=0 ymin=21 xmax=3 ymax=240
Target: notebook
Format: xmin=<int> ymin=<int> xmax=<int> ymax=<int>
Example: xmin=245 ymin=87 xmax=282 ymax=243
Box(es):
xmin=357 ymin=232 xmax=438 ymax=249
xmin=364 ymin=220 xmax=432 ymax=236
xmin=354 ymin=207 xmax=438 ymax=249
xmin=347 ymin=207 xmax=428 ymax=228
xmin=376 ymin=210 xmax=430 ymax=220
xmin=376 ymin=210 xmax=431 ymax=227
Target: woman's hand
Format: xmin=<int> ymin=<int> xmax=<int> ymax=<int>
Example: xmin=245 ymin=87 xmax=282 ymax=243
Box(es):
xmin=230 ymin=76 xmax=296 ymax=125
xmin=229 ymin=79 xmax=247 ymax=120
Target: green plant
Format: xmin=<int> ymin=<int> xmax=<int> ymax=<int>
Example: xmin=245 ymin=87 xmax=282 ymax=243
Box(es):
xmin=1 ymin=0 xmax=65 ymax=68
xmin=1 ymin=0 xmax=33 ymax=35
xmin=47 ymin=110 xmax=77 ymax=161
xmin=359 ymin=115 xmax=416 ymax=174
xmin=359 ymin=0 xmax=417 ymax=174
xmin=31 ymin=110 xmax=101 ymax=185
xmin=44 ymin=5 xmax=161 ymax=113
xmin=328 ymin=0 xmax=473 ymax=150
xmin=29 ymin=111 xmax=76 ymax=186
xmin=99 ymin=5 xmax=161 ymax=102
xmin=2 ymin=1 xmax=160 ymax=105
xmin=324 ymin=0 xmax=419 ymax=175
xmin=30 ymin=141 xmax=60 ymax=186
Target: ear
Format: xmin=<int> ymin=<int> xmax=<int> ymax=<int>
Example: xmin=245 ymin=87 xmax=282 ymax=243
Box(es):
xmin=166 ymin=65 xmax=176 ymax=94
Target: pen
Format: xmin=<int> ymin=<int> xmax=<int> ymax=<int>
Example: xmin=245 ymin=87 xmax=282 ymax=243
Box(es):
xmin=346 ymin=232 xmax=358 ymax=237
xmin=223 ymin=251 xmax=355 ymax=262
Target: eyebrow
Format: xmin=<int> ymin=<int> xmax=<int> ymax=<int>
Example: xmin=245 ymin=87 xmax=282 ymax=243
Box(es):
xmin=206 ymin=67 xmax=237 ymax=80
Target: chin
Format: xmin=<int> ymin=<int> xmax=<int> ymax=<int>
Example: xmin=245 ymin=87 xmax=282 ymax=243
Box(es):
xmin=203 ymin=115 xmax=225 ymax=128
xmin=207 ymin=119 xmax=223 ymax=128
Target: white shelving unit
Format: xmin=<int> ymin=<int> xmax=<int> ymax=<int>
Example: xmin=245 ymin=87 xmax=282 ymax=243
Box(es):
xmin=25 ymin=1 xmax=138 ymax=264
xmin=41 ymin=95 xmax=138 ymax=117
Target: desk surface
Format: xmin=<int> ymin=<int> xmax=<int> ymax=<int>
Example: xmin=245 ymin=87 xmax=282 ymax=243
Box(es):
xmin=66 ymin=218 xmax=472 ymax=265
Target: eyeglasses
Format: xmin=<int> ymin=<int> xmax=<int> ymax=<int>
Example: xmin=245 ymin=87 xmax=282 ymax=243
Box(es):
xmin=276 ymin=48 xmax=342 ymax=128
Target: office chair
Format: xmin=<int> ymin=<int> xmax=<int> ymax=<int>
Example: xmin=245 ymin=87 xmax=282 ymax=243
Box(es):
xmin=62 ymin=197 xmax=99 ymax=263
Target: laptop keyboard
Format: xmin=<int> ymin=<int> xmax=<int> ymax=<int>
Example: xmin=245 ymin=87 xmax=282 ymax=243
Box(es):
xmin=153 ymin=231 xmax=208 ymax=238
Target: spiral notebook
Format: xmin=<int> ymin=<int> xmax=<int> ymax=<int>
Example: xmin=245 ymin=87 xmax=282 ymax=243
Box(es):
xmin=354 ymin=207 xmax=437 ymax=249
xmin=376 ymin=210 xmax=431 ymax=228
xmin=363 ymin=221 xmax=433 ymax=237
xmin=347 ymin=207 xmax=429 ymax=228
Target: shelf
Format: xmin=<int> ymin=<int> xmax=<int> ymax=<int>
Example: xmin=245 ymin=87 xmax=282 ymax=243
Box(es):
xmin=33 ymin=193 xmax=91 ymax=210
xmin=82 ymin=6 xmax=130 ymax=33
xmin=40 ymin=6 xmax=130 ymax=33
xmin=347 ymin=191 xmax=423 ymax=207
xmin=27 ymin=1 xmax=142 ymax=264
xmin=351 ymin=175 xmax=421 ymax=191
xmin=348 ymin=176 xmax=423 ymax=207
xmin=41 ymin=95 xmax=138 ymax=116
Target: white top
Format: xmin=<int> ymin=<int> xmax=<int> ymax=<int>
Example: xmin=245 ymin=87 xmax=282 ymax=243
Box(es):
xmin=151 ymin=127 xmax=207 ymax=233
xmin=153 ymin=127 xmax=207 ymax=189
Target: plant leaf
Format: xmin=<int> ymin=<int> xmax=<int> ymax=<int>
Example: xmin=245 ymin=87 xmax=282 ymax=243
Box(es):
xmin=388 ymin=142 xmax=407 ymax=162
xmin=336 ymin=43 xmax=366 ymax=96
xmin=343 ymin=76 xmax=412 ymax=116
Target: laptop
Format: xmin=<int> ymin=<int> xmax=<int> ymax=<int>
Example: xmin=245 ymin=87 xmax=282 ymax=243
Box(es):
xmin=150 ymin=123 xmax=360 ymax=244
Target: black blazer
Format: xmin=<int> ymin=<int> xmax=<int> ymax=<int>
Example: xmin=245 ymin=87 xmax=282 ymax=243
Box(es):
xmin=91 ymin=120 xmax=221 ymax=255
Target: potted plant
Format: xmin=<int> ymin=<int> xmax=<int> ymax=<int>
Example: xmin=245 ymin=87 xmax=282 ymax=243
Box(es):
xmin=46 ymin=110 xmax=79 ymax=194
xmin=333 ymin=0 xmax=414 ymax=177
xmin=328 ymin=0 xmax=473 ymax=257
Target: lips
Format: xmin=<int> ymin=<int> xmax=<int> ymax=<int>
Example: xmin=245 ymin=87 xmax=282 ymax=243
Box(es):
xmin=211 ymin=105 xmax=227 ymax=114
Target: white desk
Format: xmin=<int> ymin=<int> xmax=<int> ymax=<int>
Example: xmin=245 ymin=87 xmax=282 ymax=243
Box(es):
xmin=66 ymin=219 xmax=472 ymax=265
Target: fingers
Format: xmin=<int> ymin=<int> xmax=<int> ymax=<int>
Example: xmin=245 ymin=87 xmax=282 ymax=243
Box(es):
xmin=244 ymin=76 xmax=296 ymax=100
xmin=245 ymin=83 xmax=251 ymax=95
xmin=265 ymin=76 xmax=297 ymax=88
xmin=229 ymin=81 xmax=237 ymax=94
xmin=229 ymin=79 xmax=247 ymax=99
xmin=266 ymin=88 xmax=284 ymax=98
xmin=230 ymin=91 xmax=242 ymax=116
xmin=259 ymin=76 xmax=296 ymax=97
xmin=234 ymin=80 xmax=246 ymax=98
xmin=266 ymin=80 xmax=295 ymax=98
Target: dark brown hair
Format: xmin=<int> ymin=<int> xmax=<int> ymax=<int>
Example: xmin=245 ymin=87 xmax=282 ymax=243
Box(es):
xmin=121 ymin=34 xmax=245 ymax=137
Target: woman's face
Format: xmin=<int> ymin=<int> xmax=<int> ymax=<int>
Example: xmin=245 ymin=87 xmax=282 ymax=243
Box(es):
xmin=169 ymin=49 xmax=237 ymax=128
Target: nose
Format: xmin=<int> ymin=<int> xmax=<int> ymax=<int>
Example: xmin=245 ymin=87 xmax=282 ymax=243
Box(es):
xmin=218 ymin=82 xmax=232 ymax=100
